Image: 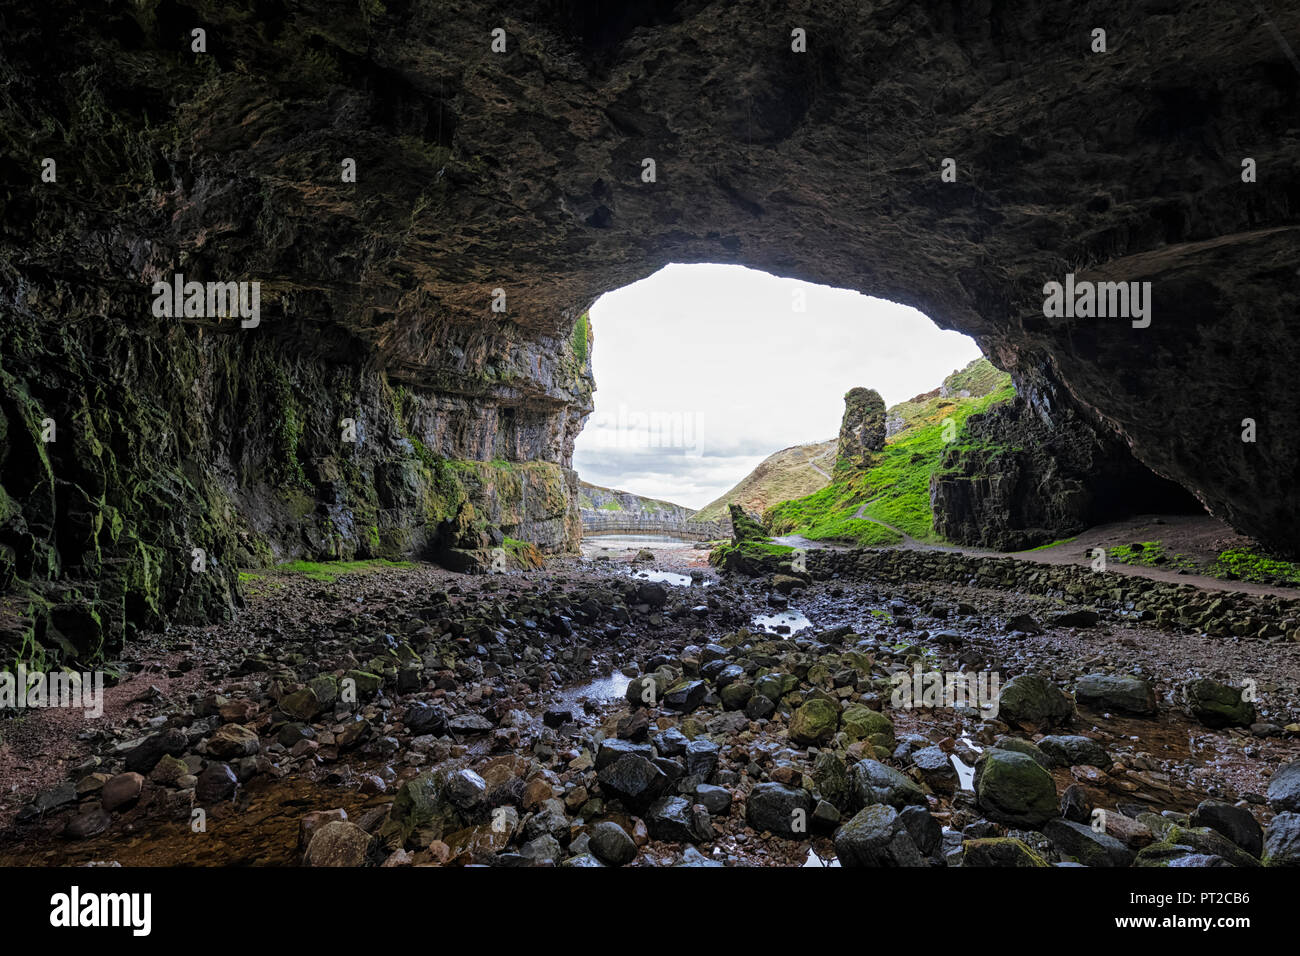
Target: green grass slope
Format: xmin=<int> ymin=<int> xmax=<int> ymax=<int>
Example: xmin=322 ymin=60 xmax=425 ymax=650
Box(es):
xmin=767 ymin=360 xmax=1015 ymax=546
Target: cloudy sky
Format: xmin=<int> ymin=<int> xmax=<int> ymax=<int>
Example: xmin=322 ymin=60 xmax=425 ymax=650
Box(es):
xmin=572 ymin=264 xmax=983 ymax=509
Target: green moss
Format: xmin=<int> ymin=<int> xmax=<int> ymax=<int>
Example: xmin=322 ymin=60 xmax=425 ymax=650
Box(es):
xmin=1211 ymin=547 xmax=1300 ymax=586
xmin=269 ymin=559 xmax=414 ymax=582
xmin=1106 ymin=540 xmax=1197 ymax=572
xmin=1023 ymin=536 xmax=1078 ymax=552
xmin=268 ymin=366 xmax=309 ymax=491
xmin=598 ymin=500 xmax=622 ymax=511
xmin=708 ymin=538 xmax=795 ymax=573
xmin=768 ymin=383 xmax=1016 ymax=544
xmin=571 ymin=312 xmax=590 ymax=364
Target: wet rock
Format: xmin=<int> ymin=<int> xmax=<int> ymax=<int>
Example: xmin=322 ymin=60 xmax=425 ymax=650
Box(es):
xmin=772 ymin=574 xmax=805 ymax=595
xmin=1188 ymin=801 xmax=1263 ymax=858
xmin=1185 ymin=678 xmax=1255 ymax=729
xmin=149 ymin=754 xmax=189 ymax=786
xmin=811 ymin=751 xmax=852 ymax=811
xmin=1150 ymin=826 xmax=1262 ymax=867
xmin=519 ymin=834 xmax=562 ymax=865
xmin=1060 ymin=785 xmax=1092 ymax=823
xmin=974 ymin=750 xmax=1057 ymax=828
xmin=695 ymin=784 xmax=733 ymax=816
xmin=840 ymin=704 xmax=895 ymax=746
xmin=651 ymin=728 xmax=689 ymax=757
xmin=663 ymin=680 xmax=707 ymax=714
xmin=1043 ymin=819 xmax=1136 ymax=867
xmin=1135 ymin=846 xmax=1232 ymax=867
xmin=542 ymin=707 xmax=572 ymax=729
xmin=380 ymin=771 xmax=464 ymax=848
xmin=588 ymin=820 xmax=638 ymax=866
xmin=719 ymin=681 xmax=752 ymax=710
xmin=597 ymin=738 xmax=654 ymax=770
xmin=684 ymin=739 xmax=719 ymax=779
xmin=30 ymin=782 xmax=78 ymax=815
xmin=597 ymin=754 xmax=668 ymax=812
xmin=849 ymin=759 xmax=926 ymax=811
xmin=1264 ymin=812 xmax=1300 ymax=866
xmin=1103 ymin=813 xmax=1154 ymax=848
xmin=299 ymin=809 xmax=349 ymax=849
xmin=834 ymin=804 xmax=925 ymax=866
xmin=647 ymin=795 xmax=697 ymax=842
xmin=305 ymin=820 xmax=373 ymax=866
xmin=448 ymin=714 xmax=494 ymax=734
xmin=123 ymin=728 xmax=189 ymax=774
xmin=195 ymin=762 xmax=238 ymax=803
xmin=64 ymin=808 xmax=113 ymax=840
xmin=755 ymin=671 xmax=799 ymax=702
xmin=898 ymin=804 xmax=942 ymax=856
xmin=277 ymin=723 xmax=313 ymax=747
xmin=789 ymin=698 xmax=840 ymax=745
xmin=446 ymin=768 xmax=487 ymax=809
xmin=1036 ymin=735 xmax=1112 ymax=770
xmin=997 ymin=674 xmax=1073 ymax=730
xmin=636 ymin=581 xmax=668 ymax=608
xmin=100 ymin=773 xmax=144 ymax=812
xmin=745 ymin=694 xmax=776 ymax=720
xmin=278 ymin=687 xmax=321 ymax=721
xmin=962 ymin=837 xmax=1050 ymax=867
xmin=524 ymin=799 xmax=570 ymax=842
xmin=444 ymin=822 xmax=512 ymax=863
xmin=746 ymin=782 xmax=813 ymax=837
xmin=1269 ymin=757 xmax=1300 ymax=812
xmin=992 ymin=737 xmax=1053 ymax=769
xmin=626 ymin=672 xmax=670 ymax=708
xmin=404 ymin=702 xmax=449 ymax=736
xmin=675 ymin=846 xmax=724 ymax=867
xmin=1074 ymin=674 xmax=1157 ymax=717
xmin=912 ymin=746 xmax=959 ymax=795
xmin=206 ymin=724 xmax=260 ymax=759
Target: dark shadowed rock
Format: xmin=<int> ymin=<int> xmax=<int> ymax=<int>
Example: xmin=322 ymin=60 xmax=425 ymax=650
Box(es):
xmin=746 ymin=783 xmax=813 ymax=837
xmin=833 ymin=804 xmax=925 ymax=867
xmin=1074 ymin=674 xmax=1157 ymax=716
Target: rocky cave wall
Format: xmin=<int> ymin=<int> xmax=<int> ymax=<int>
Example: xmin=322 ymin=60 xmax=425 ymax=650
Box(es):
xmin=931 ymin=395 xmax=1202 ymax=552
xmin=3 ymin=0 xmax=1299 ymax=660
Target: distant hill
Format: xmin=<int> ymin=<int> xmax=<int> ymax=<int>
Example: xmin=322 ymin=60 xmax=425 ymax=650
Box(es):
xmin=692 ymin=440 xmax=838 ymax=523
xmin=576 ymin=480 xmax=695 ymax=519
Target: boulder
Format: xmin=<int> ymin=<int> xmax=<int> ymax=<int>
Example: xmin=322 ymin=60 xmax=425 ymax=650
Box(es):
xmin=974 ymin=750 xmax=1057 ymax=828
xmin=1073 ymin=674 xmax=1157 ymax=716
xmin=997 ymin=674 xmax=1073 ymax=730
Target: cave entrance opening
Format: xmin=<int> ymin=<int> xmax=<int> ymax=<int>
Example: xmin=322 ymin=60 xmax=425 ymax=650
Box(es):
xmin=571 ymin=262 xmax=989 ymax=531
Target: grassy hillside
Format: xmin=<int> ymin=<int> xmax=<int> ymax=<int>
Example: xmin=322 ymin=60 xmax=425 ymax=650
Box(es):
xmin=767 ymin=360 xmax=1015 ymax=546
xmin=692 ymin=440 xmax=837 ymax=523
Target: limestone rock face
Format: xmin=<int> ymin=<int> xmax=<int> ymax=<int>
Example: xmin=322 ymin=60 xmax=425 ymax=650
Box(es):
xmin=931 ymin=397 xmax=1201 ymax=550
xmin=835 ymin=388 xmax=886 ymax=476
xmin=3 ymin=0 xmax=1299 ymax=658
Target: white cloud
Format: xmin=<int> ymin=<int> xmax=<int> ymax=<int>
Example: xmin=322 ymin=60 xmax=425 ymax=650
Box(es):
xmin=573 ymin=263 xmax=984 ymax=509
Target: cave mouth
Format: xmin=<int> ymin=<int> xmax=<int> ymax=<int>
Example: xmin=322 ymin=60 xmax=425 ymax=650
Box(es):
xmin=573 ymin=262 xmax=985 ymax=511
xmin=572 ymin=261 xmax=1205 ymax=548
